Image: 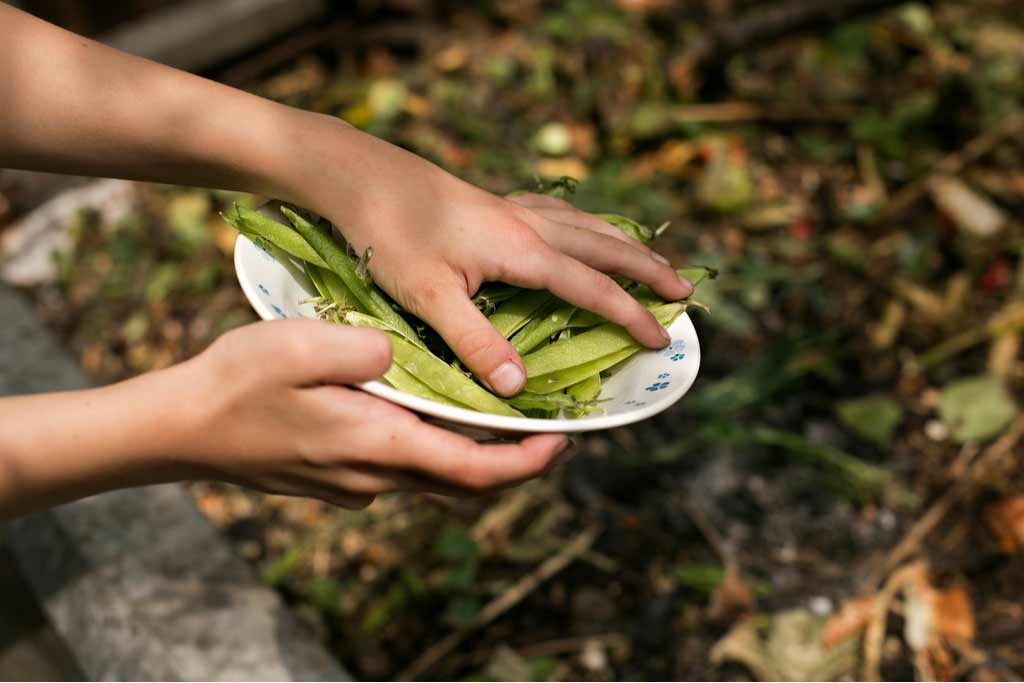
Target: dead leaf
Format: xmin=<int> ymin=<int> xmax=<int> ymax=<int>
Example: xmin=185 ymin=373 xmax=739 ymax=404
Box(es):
xmin=987 ymin=333 xmax=1020 ymax=379
xmin=485 ymin=644 xmax=532 ymax=682
xmin=434 ymin=44 xmax=469 ymax=71
xmin=707 ymin=565 xmax=754 ymax=625
xmin=653 ymin=139 xmax=698 ymax=174
xmin=928 ymin=175 xmax=1006 ymax=238
xmin=711 ymin=609 xmax=859 ymax=681
xmin=822 ymin=595 xmax=877 ymax=648
xmin=931 ymin=585 xmax=974 ymax=644
xmin=535 ymin=157 xmax=589 ymax=181
xmin=984 ymin=496 xmax=1024 ymax=555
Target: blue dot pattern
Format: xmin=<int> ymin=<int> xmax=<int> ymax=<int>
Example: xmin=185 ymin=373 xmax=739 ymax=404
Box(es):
xmin=258 ymin=283 xmax=269 ymax=295
xmin=271 ymin=304 xmax=287 ymax=318
xmin=645 ymin=381 xmax=670 ymax=392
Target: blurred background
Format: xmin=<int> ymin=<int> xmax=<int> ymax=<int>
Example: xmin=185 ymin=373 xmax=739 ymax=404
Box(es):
xmin=1 ymin=0 xmax=1022 ymax=680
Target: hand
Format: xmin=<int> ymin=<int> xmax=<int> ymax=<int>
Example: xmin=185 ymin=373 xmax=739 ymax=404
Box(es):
xmin=281 ymin=117 xmax=692 ymax=397
xmin=176 ymin=320 xmax=572 ymax=508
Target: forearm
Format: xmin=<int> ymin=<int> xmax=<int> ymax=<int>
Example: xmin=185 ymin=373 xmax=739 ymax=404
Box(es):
xmin=0 ymin=3 xmax=331 ymax=201
xmin=0 ymin=362 xmax=207 ymax=519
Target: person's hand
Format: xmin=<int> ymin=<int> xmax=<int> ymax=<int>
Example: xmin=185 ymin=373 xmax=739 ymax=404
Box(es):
xmin=280 ymin=117 xmax=692 ymax=397
xmin=175 ymin=319 xmax=572 ymax=508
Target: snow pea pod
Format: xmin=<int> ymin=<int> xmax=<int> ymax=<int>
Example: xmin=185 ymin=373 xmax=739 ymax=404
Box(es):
xmin=304 ymin=262 xmax=330 ymax=299
xmin=567 ymin=373 xmax=601 ymax=404
xmin=525 ymin=347 xmax=637 ymax=394
xmin=283 ymin=206 xmax=423 ymax=349
xmin=504 ymin=391 xmax=579 ymax=412
xmin=511 ymin=304 xmax=577 ymax=354
xmin=317 ymin=266 xmax=363 ymax=311
xmin=523 ymin=302 xmax=683 ymax=380
xmin=597 ymin=213 xmax=667 ymax=244
xmin=383 ymin=363 xmax=468 ymax=409
xmin=487 ymin=290 xmax=553 ymax=338
xmin=230 ymin=205 xmax=329 ymax=269
xmin=343 ymin=311 xmax=523 ymax=417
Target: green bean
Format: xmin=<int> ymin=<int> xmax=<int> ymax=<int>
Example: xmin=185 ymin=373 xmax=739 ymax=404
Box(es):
xmin=487 ymin=290 xmax=553 ymax=338
xmin=510 ymin=304 xmax=576 ymax=354
xmin=230 ymin=206 xmax=330 ymax=269
xmin=525 ymin=347 xmax=637 ymax=394
xmin=343 ymin=311 xmax=523 ymax=417
xmin=282 ymin=206 xmax=423 ymax=349
xmin=523 ymin=302 xmax=683 ymax=380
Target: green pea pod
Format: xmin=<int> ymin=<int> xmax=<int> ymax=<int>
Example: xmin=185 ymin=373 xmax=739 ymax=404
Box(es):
xmin=383 ymin=363 xmax=468 ymax=409
xmin=473 ymin=283 xmax=522 ymax=314
xmin=676 ymin=266 xmax=717 ymax=288
xmin=504 ymin=391 xmax=579 ymax=412
xmin=344 ymin=311 xmax=523 ymax=417
xmin=230 ymin=220 xmax=316 ymax=296
xmin=523 ymin=302 xmax=683 ymax=380
xmin=525 ymin=347 xmax=637 ymax=394
xmin=283 ymin=206 xmax=423 ymax=349
xmin=304 ymin=262 xmax=331 ymax=299
xmin=511 ymin=304 xmax=577 ymax=354
xmin=567 ymin=373 xmax=601 ymax=404
xmin=229 ymin=206 xmax=330 ymax=269
xmin=597 ymin=213 xmax=658 ymax=243
xmin=488 ymin=290 xmax=553 ymax=338
xmin=318 ymin=267 xmax=364 ymax=311
xmin=567 ymin=374 xmax=603 ymax=417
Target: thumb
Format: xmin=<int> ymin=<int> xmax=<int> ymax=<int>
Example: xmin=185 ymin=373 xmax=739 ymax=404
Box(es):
xmin=258 ymin=319 xmax=393 ymax=386
xmin=414 ymin=293 xmax=526 ymax=397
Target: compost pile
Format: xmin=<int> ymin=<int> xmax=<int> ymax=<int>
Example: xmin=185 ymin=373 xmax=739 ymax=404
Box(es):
xmin=6 ymin=0 xmax=1024 ymax=680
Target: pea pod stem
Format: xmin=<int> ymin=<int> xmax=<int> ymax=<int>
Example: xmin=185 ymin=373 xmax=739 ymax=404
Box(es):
xmin=282 ymin=205 xmax=423 ymax=349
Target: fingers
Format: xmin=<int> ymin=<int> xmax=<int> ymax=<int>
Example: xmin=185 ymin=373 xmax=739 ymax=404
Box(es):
xmin=534 ymin=222 xmax=691 ymax=301
xmin=256 ymin=319 xmax=393 ymax=386
xmin=533 ymin=207 xmax=650 ymax=250
xmin=382 ymin=421 xmax=571 ymax=491
xmin=409 ymin=287 xmax=526 ymax=397
xmin=502 ymin=246 xmax=671 ymax=349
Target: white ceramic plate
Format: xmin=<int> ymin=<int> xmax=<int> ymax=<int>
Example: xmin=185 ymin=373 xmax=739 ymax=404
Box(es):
xmin=234 ymin=233 xmax=700 ymax=434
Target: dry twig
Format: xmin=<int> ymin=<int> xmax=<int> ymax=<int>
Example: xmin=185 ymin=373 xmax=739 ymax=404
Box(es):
xmin=398 ymin=525 xmax=601 ymax=681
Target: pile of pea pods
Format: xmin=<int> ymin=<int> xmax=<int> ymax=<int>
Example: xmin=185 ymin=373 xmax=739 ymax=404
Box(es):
xmin=224 ymin=184 xmax=714 ymax=418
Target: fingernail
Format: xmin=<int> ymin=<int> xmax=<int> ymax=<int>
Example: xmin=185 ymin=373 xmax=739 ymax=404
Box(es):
xmin=658 ymin=325 xmax=671 ymax=345
xmin=489 ymin=360 xmax=525 ymax=395
xmin=678 ymin=275 xmax=694 ymax=297
xmin=652 ymin=251 xmax=671 ymax=266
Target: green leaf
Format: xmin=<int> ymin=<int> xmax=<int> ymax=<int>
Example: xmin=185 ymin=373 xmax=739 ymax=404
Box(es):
xmin=836 ymin=395 xmax=903 ymax=447
xmin=433 ymin=525 xmax=480 ymax=563
xmin=261 ymin=546 xmax=305 ymax=587
xmin=939 ymin=375 xmax=1017 ymax=443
